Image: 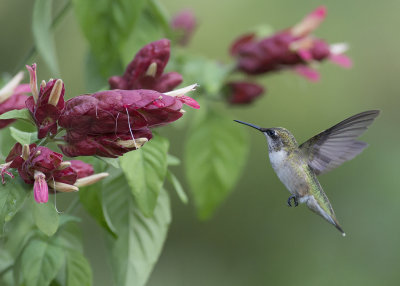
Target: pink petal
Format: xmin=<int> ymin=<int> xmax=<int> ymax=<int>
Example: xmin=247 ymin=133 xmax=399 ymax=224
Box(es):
xmin=297 ymin=49 xmax=313 ymax=61
xmin=329 ymin=54 xmax=353 ymax=68
xmin=294 ymin=65 xmax=320 ymax=82
xmin=179 ymin=95 xmax=200 ymax=109
xmin=309 ymin=6 xmax=327 ymax=21
xmin=25 ymin=63 xmax=38 ymax=100
xmin=292 ymin=6 xmax=327 ymax=37
xmin=34 ymin=175 xmax=49 ymax=203
xmin=14 ymin=84 xmax=31 ymax=94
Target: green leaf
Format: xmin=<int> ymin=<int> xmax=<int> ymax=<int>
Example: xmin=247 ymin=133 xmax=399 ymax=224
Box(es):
xmin=58 ymin=214 xmax=81 ymax=227
xmin=119 ymin=135 xmax=169 ymax=216
xmin=95 ymin=156 xmax=120 ymax=169
xmin=254 ymin=24 xmax=274 ymax=38
xmin=9 ymin=127 xmax=38 ymax=145
xmin=33 ymin=202 xmax=59 ymax=237
xmin=56 ymin=219 xmax=83 ymax=253
xmin=167 ymin=170 xmax=188 ymax=204
xmin=72 ymin=0 xmax=148 ymax=76
xmin=84 ymin=52 xmax=110 ymax=92
xmin=167 ymin=154 xmax=181 ymax=166
xmin=32 ymin=0 xmax=59 ymax=74
xmin=66 ymin=251 xmax=92 ymax=286
xmin=0 ymin=177 xmax=30 ymax=236
xmin=178 ymin=54 xmax=232 ymax=98
xmin=185 ymin=109 xmax=249 ymax=219
xmin=0 ymin=109 xmax=34 ymax=125
xmin=121 ymin=4 xmax=168 ymax=64
xmin=19 ymin=238 xmax=65 ymax=286
xmin=103 ymin=172 xmax=171 ymax=286
xmin=79 ymin=184 xmax=117 ymax=238
xmin=147 ymin=0 xmax=172 ymax=36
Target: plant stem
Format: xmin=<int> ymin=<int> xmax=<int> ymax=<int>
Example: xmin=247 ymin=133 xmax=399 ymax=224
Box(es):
xmin=0 ymin=264 xmax=13 ymax=278
xmin=13 ymin=0 xmax=72 ymax=74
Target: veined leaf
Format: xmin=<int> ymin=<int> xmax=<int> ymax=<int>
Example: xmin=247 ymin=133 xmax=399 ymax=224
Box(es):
xmin=119 ymin=135 xmax=169 ymax=217
xmin=33 ymin=201 xmax=59 ymax=237
xmin=0 ymin=176 xmax=30 ymax=236
xmin=121 ymin=4 xmax=168 ymax=65
xmin=185 ymin=109 xmax=249 ymax=219
xmin=103 ymin=174 xmax=171 ymax=286
xmin=10 ymin=127 xmax=38 ymax=145
xmin=66 ymin=251 xmax=92 ymax=286
xmin=32 ymin=0 xmax=59 ymax=74
xmin=95 ymin=156 xmax=120 ymax=169
xmin=0 ymin=109 xmax=34 ymax=125
xmin=19 ymin=238 xmax=65 ymax=286
xmin=79 ymin=184 xmax=117 ymax=238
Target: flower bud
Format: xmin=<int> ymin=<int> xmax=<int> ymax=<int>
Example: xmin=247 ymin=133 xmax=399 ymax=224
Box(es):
xmin=48 ymin=181 xmax=78 ymax=192
xmin=225 ymin=82 xmax=265 ymax=104
xmin=171 ymin=9 xmax=197 ymax=46
xmin=74 ymin=172 xmax=109 ymax=187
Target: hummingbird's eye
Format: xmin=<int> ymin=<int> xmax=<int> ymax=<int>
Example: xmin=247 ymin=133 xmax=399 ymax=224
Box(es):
xmin=266 ymin=129 xmax=277 ymax=138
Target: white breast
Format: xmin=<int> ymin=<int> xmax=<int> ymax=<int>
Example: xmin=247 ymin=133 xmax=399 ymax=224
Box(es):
xmin=269 ymin=150 xmax=291 ymax=190
xmin=268 ymin=150 xmax=307 ymax=196
xmin=269 ymin=150 xmax=287 ymax=168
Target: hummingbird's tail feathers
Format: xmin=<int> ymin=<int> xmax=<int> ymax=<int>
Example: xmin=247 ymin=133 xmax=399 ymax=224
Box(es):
xmin=306 ymin=196 xmax=345 ymax=236
xmin=332 ymin=217 xmax=346 ymax=237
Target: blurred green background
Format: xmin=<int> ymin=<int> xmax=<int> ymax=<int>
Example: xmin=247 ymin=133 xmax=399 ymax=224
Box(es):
xmin=1 ymin=0 xmax=400 ymax=285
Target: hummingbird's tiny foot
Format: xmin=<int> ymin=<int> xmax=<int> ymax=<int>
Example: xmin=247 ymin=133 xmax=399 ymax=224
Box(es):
xmin=287 ymin=195 xmax=298 ymax=207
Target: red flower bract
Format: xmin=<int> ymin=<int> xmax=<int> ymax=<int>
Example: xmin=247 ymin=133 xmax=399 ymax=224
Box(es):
xmin=70 ymin=160 xmax=94 ymax=179
xmin=226 ymin=82 xmax=265 ymax=105
xmin=59 ymin=130 xmax=152 ymax=158
xmin=26 ymin=64 xmax=65 ymax=139
xmin=108 ymin=39 xmax=183 ymax=92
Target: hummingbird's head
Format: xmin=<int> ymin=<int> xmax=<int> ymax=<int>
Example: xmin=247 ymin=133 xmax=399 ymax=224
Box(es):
xmin=262 ymin=127 xmax=298 ymax=152
xmin=234 ymin=120 xmax=298 ymax=152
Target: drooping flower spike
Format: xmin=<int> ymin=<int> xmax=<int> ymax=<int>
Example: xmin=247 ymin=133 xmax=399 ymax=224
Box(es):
xmin=25 ymin=63 xmax=66 ymax=138
xmin=58 ymin=84 xmax=199 ymax=158
xmin=109 ymin=39 xmax=183 ymax=92
xmin=230 ymin=6 xmax=352 ymax=81
xmin=0 ymin=71 xmax=30 ymax=128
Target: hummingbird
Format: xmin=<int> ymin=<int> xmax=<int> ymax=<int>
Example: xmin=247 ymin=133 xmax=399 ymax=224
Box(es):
xmin=234 ymin=110 xmax=380 ymax=236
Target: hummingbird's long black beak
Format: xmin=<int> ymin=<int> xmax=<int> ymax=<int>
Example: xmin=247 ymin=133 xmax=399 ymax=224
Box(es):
xmin=234 ymin=120 xmax=263 ymax=131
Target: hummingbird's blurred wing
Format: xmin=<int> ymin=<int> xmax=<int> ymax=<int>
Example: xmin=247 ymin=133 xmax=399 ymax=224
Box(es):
xmin=299 ymin=110 xmax=380 ymax=175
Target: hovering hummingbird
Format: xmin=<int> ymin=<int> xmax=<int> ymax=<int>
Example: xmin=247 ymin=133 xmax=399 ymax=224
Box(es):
xmin=235 ymin=110 xmax=380 ymax=236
